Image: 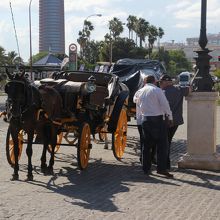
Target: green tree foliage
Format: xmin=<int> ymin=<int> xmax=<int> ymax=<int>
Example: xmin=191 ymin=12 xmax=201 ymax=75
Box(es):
xmin=6 ymin=51 xmax=23 ymax=65
xmin=135 ymin=18 xmax=149 ymax=47
xmin=213 ymin=68 xmax=220 ymax=78
xmin=158 ymin=27 xmax=164 ymax=39
xmin=77 ymin=15 xmax=166 ymax=65
xmin=128 ymin=47 xmax=148 ymax=59
xmin=0 ymin=46 xmax=7 ymax=65
xmin=109 ymin=17 xmax=124 ymax=40
xmin=111 ymin=38 xmax=137 ymax=62
xmin=147 ymin=25 xmax=158 ymax=58
xmin=99 ymin=37 xmax=140 ymax=63
xmin=152 ymin=48 xmax=192 ymax=77
xmin=77 ymin=20 xmax=94 ymax=58
xmin=126 ymin=15 xmax=138 ymax=40
xmin=84 ymin=40 xmax=101 ymax=64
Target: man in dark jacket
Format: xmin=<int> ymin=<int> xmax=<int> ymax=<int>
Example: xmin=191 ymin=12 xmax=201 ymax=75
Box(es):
xmin=159 ymin=74 xmax=190 ymax=169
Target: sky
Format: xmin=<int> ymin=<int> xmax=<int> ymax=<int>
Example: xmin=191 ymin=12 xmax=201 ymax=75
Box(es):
xmin=0 ymin=0 xmax=220 ymax=62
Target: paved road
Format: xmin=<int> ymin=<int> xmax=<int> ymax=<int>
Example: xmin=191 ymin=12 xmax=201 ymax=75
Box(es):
xmin=0 ymin=95 xmax=220 ymax=220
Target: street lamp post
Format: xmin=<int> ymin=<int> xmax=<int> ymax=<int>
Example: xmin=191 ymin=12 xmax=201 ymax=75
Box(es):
xmin=191 ymin=0 xmax=214 ymax=92
xmin=29 ymin=0 xmax=33 ymax=80
xmin=83 ymin=14 xmax=102 ymax=31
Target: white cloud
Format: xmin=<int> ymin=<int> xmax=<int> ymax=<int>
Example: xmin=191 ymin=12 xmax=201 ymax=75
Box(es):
xmin=167 ymin=0 xmax=220 ymax=31
xmin=65 ymin=0 xmax=111 ymax=13
xmin=166 ymin=1 xmax=192 ymax=13
xmin=174 ymin=23 xmax=192 ymax=29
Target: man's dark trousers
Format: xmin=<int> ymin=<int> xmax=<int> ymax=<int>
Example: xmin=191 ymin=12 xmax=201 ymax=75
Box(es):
xmin=142 ymin=116 xmax=168 ymax=173
xmin=137 ymin=125 xmax=144 ymax=154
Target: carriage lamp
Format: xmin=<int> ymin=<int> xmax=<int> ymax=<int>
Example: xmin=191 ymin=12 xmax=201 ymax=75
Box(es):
xmin=86 ymin=75 xmax=96 ymax=93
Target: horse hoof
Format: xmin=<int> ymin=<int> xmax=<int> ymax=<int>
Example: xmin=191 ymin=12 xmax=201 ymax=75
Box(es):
xmin=11 ymin=174 xmax=19 ymax=181
xmin=41 ymin=165 xmax=48 ymax=174
xmin=47 ymin=167 xmax=54 ymax=175
xmin=26 ymin=175 xmax=34 ymax=181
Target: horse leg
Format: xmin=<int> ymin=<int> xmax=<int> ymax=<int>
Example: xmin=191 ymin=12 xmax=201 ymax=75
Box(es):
xmin=41 ymin=141 xmax=48 ymax=173
xmin=47 ymin=128 xmax=58 ymax=175
xmin=40 ymin=124 xmax=49 ymax=173
xmin=11 ymin=130 xmax=19 ymax=181
xmin=26 ymin=131 xmax=34 ymax=181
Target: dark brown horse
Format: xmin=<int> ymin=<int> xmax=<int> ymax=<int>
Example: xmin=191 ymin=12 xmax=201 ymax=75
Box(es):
xmin=5 ymin=69 xmax=42 ymax=180
xmin=4 ymin=69 xmax=63 ymax=180
xmin=36 ymin=84 xmax=63 ymax=175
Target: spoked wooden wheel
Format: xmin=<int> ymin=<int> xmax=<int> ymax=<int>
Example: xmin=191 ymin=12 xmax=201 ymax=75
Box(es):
xmin=77 ymin=123 xmax=91 ymax=170
xmin=48 ymin=132 xmax=63 ymax=153
xmin=112 ymin=108 xmax=127 ymax=160
xmin=6 ymin=128 xmax=24 ymax=166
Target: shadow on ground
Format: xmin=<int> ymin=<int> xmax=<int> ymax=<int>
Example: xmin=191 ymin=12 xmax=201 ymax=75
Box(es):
xmin=15 ymin=135 xmax=220 ymax=212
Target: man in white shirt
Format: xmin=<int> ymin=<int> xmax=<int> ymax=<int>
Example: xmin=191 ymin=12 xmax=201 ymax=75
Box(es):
xmin=133 ymin=88 xmax=144 ymax=162
xmin=135 ymin=75 xmax=174 ymax=178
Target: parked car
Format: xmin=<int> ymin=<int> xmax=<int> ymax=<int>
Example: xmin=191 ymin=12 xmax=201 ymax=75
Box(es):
xmin=178 ymin=71 xmax=191 ymax=87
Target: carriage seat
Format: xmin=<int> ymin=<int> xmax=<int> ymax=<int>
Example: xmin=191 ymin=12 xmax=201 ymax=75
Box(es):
xmin=64 ymin=71 xmax=113 ymax=87
xmin=89 ymin=86 xmax=109 ymax=107
xmin=60 ymin=82 xmax=109 ymax=110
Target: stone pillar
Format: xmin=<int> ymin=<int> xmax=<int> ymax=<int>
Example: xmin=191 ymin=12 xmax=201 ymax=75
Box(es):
xmin=178 ymin=92 xmax=220 ymax=170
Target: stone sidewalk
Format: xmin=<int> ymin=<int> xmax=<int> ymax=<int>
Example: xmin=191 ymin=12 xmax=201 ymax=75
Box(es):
xmin=0 ymin=96 xmax=220 ymax=220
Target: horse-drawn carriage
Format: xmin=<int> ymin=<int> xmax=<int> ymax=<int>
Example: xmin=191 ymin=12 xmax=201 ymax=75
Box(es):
xmin=1 ymin=69 xmax=129 ymax=180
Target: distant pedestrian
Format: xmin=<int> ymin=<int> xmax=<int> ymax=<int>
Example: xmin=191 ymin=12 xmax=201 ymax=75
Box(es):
xmin=135 ymin=75 xmax=174 ymax=178
xmin=159 ymin=74 xmax=190 ymax=169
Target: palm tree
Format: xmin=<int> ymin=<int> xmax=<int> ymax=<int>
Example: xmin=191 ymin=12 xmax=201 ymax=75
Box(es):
xmin=83 ymin=20 xmax=94 ymax=40
xmin=147 ymin=25 xmax=159 ymax=58
xmin=135 ymin=18 xmax=149 ymax=48
xmin=127 ymin=15 xmax=137 ymax=40
xmin=77 ymin=31 xmax=87 ymax=58
xmin=77 ymin=20 xmax=94 ymax=58
xmin=158 ymin=27 xmax=164 ymax=48
xmin=109 ymin=17 xmax=124 ymax=40
xmin=0 ymin=46 xmax=7 ymax=65
xmin=7 ymin=51 xmax=22 ymax=65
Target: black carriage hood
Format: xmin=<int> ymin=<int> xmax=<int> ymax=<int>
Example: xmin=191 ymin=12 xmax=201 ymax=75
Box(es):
xmin=109 ymin=58 xmax=166 ymax=105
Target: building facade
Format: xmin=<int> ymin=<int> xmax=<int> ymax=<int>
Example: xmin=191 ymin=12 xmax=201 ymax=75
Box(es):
xmin=161 ymin=33 xmax=220 ymax=70
xmin=39 ymin=0 xmax=65 ymax=54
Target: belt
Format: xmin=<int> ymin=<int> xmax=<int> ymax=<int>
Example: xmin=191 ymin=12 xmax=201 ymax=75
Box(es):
xmin=143 ymin=115 xmax=163 ymax=121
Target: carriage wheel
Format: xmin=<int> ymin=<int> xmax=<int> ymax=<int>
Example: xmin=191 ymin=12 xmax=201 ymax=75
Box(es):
xmin=112 ymin=108 xmax=127 ymax=160
xmin=77 ymin=123 xmax=91 ymax=170
xmin=6 ymin=128 xmax=24 ymax=166
xmin=48 ymin=132 xmax=63 ymax=153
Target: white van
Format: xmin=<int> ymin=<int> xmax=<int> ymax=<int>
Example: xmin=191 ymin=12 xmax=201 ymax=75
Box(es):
xmin=178 ymin=72 xmax=191 ymax=87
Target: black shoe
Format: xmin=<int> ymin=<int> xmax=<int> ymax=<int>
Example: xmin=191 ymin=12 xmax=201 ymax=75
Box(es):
xmin=152 ymin=158 xmax=157 ymax=165
xmin=157 ymin=170 xmax=174 ymax=178
xmin=143 ymin=170 xmax=152 ymax=175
